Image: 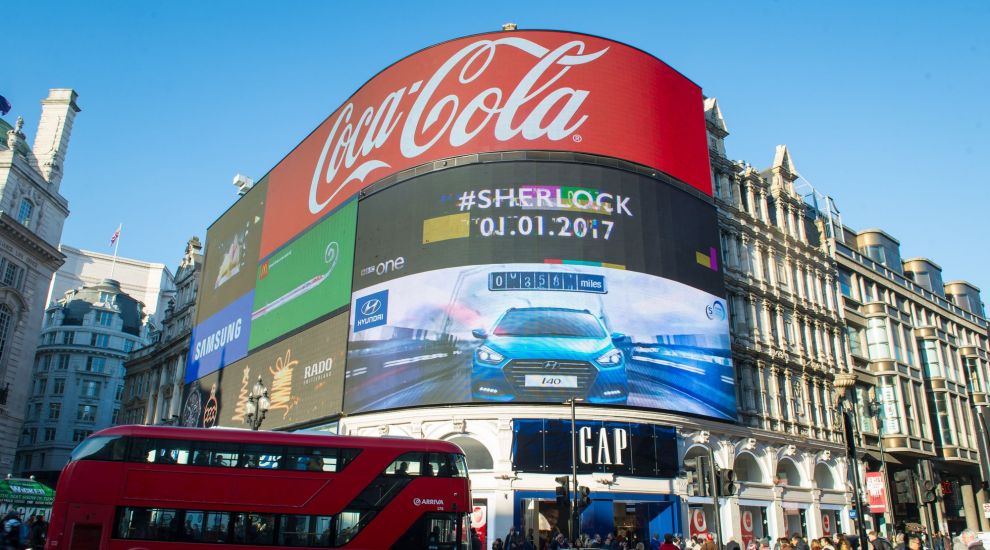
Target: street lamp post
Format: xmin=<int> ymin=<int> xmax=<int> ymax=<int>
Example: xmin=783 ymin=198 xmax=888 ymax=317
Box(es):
xmin=569 ymin=397 xmax=583 ymax=542
xmin=835 ymin=372 xmax=869 ymax=550
xmin=244 ymin=376 xmax=270 ymax=431
xmin=867 ymin=399 xmax=895 ymax=534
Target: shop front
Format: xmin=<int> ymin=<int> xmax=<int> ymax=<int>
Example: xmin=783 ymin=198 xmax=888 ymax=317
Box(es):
xmin=738 ymin=502 xmax=770 ymax=545
xmin=509 ymin=419 xmax=680 ymax=545
xmin=516 ymin=492 xmax=682 ymax=547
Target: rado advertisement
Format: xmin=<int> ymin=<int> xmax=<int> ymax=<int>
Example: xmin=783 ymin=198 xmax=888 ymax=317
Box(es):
xmin=181 ymin=314 xmax=348 ymax=430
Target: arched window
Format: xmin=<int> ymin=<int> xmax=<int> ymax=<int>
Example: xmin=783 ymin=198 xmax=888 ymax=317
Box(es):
xmin=734 ymin=453 xmax=766 ymax=484
xmin=0 ymin=304 xmax=13 ymax=362
xmin=447 ymin=436 xmax=493 ymax=470
xmin=814 ymin=463 xmax=836 ymax=490
xmin=17 ymin=198 xmax=33 ymax=226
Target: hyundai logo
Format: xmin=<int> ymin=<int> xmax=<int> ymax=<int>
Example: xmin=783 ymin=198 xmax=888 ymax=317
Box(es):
xmin=361 ymin=299 xmax=382 ymax=316
xmin=543 ymin=361 xmax=559 ymax=370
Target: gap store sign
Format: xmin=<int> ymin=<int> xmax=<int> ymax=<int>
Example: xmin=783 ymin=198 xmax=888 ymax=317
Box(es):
xmin=511 ymin=419 xmax=678 ymax=477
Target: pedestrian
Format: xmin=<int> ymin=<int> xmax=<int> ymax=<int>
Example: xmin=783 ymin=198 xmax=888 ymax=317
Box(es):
xmin=2 ymin=511 xmax=23 ymax=550
xmin=28 ymin=515 xmax=46 ymax=550
xmin=726 ymin=537 xmax=740 ymax=550
xmin=960 ymin=530 xmax=985 ymax=550
xmin=871 ymin=531 xmax=895 ymax=550
xmin=701 ymin=534 xmax=718 ymax=550
xmin=660 ymin=534 xmax=678 ymax=550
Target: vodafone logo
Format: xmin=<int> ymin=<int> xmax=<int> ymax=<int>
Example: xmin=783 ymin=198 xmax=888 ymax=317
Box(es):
xmin=742 ymin=511 xmax=753 ymax=532
xmin=309 ymin=37 xmax=607 ymax=216
xmin=691 ymin=509 xmax=707 ymax=534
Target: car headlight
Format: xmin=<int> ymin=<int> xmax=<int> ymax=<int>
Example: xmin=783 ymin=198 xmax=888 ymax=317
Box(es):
xmin=597 ymin=348 xmax=623 ymax=366
xmin=476 ymin=345 xmax=504 ymax=364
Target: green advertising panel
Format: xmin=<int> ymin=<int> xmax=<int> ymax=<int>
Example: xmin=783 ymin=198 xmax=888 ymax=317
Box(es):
xmin=249 ymin=199 xmax=357 ymax=349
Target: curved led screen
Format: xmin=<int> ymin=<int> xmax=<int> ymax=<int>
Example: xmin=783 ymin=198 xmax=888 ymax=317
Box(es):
xmin=343 ymin=160 xmax=735 ymax=421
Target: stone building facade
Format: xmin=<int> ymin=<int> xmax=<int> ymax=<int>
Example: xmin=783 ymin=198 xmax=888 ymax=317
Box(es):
xmin=0 ymin=90 xmax=79 ymax=474
xmin=833 ymin=227 xmax=990 ymax=533
xmin=121 ymin=237 xmax=202 ymax=426
xmin=14 ymin=278 xmax=147 ymax=485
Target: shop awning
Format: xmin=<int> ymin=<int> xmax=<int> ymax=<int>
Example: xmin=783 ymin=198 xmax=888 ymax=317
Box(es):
xmin=0 ymin=478 xmax=54 ymax=507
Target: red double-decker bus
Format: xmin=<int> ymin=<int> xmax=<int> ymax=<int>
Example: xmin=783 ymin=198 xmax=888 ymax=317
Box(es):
xmin=46 ymin=425 xmax=471 ymax=549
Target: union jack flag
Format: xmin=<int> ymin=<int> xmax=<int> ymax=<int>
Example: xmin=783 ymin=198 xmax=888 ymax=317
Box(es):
xmin=110 ymin=224 xmax=121 ymax=247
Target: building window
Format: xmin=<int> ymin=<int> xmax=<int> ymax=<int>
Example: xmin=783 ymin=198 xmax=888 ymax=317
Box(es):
xmin=866 ymin=318 xmax=891 ymax=359
xmin=17 ymin=198 xmax=33 ymax=226
xmin=124 ymin=339 xmax=135 ymax=353
xmin=91 ymin=333 xmax=110 ymax=348
xmin=920 ymin=340 xmax=942 ymax=378
xmin=115 ymin=384 xmax=124 ymax=401
xmin=96 ymin=311 xmax=113 ymax=327
xmin=57 ymin=354 xmax=69 ymax=369
xmin=61 ymin=331 xmax=72 ymax=344
xmin=34 ymin=377 xmax=47 ymax=396
xmin=48 ymin=402 xmax=61 ymax=419
xmin=934 ymin=393 xmax=955 ymax=446
xmin=98 ymin=291 xmax=114 ymax=304
xmin=112 ymin=408 xmax=121 ymax=425
xmin=863 ymin=244 xmax=887 ymax=266
xmin=81 ymin=380 xmax=101 ymax=398
xmin=0 ymin=304 xmax=12 ymax=363
xmin=85 ymin=357 xmax=106 ymax=373
xmin=0 ymin=258 xmax=24 ymax=289
xmin=77 ymin=404 xmax=97 ymax=422
xmin=52 ymin=378 xmax=64 ymax=395
xmin=43 ymin=428 xmax=56 ymax=442
xmin=72 ymin=430 xmax=91 ymax=443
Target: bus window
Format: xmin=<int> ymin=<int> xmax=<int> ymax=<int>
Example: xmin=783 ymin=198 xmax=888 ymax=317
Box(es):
xmin=239 ymin=444 xmax=281 ymax=469
xmin=247 ymin=513 xmax=275 ymax=545
xmin=71 ymin=435 xmax=126 ymax=462
xmin=183 ymin=511 xmax=204 ymax=542
xmin=202 ymin=511 xmax=230 ymax=543
xmin=286 ymin=447 xmax=345 ymax=472
xmin=386 ymin=452 xmax=424 ymax=476
xmin=451 ymin=454 xmax=468 ymax=478
xmin=335 ymin=510 xmax=376 ymax=546
xmin=392 ymin=512 xmax=468 ymax=550
xmin=191 ymin=442 xmax=239 ymax=467
xmin=279 ymin=515 xmax=332 ymax=547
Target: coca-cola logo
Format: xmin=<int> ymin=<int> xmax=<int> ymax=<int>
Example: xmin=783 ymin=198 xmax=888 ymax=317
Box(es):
xmin=308 ymin=37 xmax=608 ymax=216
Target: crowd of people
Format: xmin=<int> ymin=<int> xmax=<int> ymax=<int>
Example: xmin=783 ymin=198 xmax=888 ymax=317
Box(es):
xmin=485 ymin=528 xmax=990 ymax=550
xmin=1 ymin=510 xmax=47 ymax=550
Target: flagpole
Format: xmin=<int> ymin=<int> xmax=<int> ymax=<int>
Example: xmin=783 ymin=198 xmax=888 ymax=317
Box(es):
xmin=110 ymin=224 xmax=121 ymax=279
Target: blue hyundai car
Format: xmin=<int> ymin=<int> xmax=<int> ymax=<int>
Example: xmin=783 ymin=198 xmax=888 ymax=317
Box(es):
xmin=470 ymin=307 xmax=628 ymax=403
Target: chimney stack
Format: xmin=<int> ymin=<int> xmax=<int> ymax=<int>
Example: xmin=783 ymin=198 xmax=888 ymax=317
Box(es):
xmin=32 ymin=88 xmax=81 ymax=190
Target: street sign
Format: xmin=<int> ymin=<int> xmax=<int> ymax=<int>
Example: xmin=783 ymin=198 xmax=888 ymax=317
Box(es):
xmin=982 ymin=502 xmax=990 ymax=519
xmin=849 ymin=507 xmax=857 ymax=519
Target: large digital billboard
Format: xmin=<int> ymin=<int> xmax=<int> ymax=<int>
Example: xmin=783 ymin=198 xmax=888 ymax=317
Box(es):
xmin=197 ymin=178 xmax=269 ymax=324
xmin=343 ymin=160 xmax=736 ymax=421
xmin=249 ymin=200 xmax=357 ymax=350
xmin=181 ymin=314 xmax=349 ymax=430
xmin=259 ymin=30 xmax=710 ymax=259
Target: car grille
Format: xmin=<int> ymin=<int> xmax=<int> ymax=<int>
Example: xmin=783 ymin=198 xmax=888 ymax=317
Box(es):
xmin=504 ymin=359 xmax=598 ymax=398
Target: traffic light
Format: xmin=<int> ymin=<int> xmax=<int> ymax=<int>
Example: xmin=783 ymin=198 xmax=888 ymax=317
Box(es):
xmin=893 ymin=470 xmax=916 ymax=504
xmin=575 ymin=486 xmax=592 ymax=515
xmin=920 ymin=479 xmax=937 ymax=503
xmin=718 ymin=469 xmax=737 ymax=496
xmin=683 ymin=456 xmax=711 ymax=497
xmin=555 ymin=475 xmax=571 ymax=508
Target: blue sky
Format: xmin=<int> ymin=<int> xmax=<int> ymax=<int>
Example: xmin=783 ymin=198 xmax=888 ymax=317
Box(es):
xmin=6 ymin=1 xmax=989 ymax=296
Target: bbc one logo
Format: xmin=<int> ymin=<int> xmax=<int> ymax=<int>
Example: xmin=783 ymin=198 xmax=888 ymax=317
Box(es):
xmin=355 ymin=290 xmax=389 ymax=332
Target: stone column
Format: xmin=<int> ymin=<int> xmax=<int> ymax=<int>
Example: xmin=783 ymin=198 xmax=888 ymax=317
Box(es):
xmin=809 ymin=489 xmax=823 ymax=538
xmin=962 ymin=478 xmax=981 ymax=530
xmin=770 ymin=485 xmax=787 ymax=539
xmin=976 ymin=484 xmax=990 ymax=531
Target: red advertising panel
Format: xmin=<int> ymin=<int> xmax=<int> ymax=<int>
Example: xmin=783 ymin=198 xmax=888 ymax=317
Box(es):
xmin=866 ymin=471 xmax=887 ymax=513
xmin=689 ymin=507 xmax=709 ymax=538
xmin=260 ymin=30 xmax=710 ymax=258
xmin=741 ymin=510 xmax=754 ymax=546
